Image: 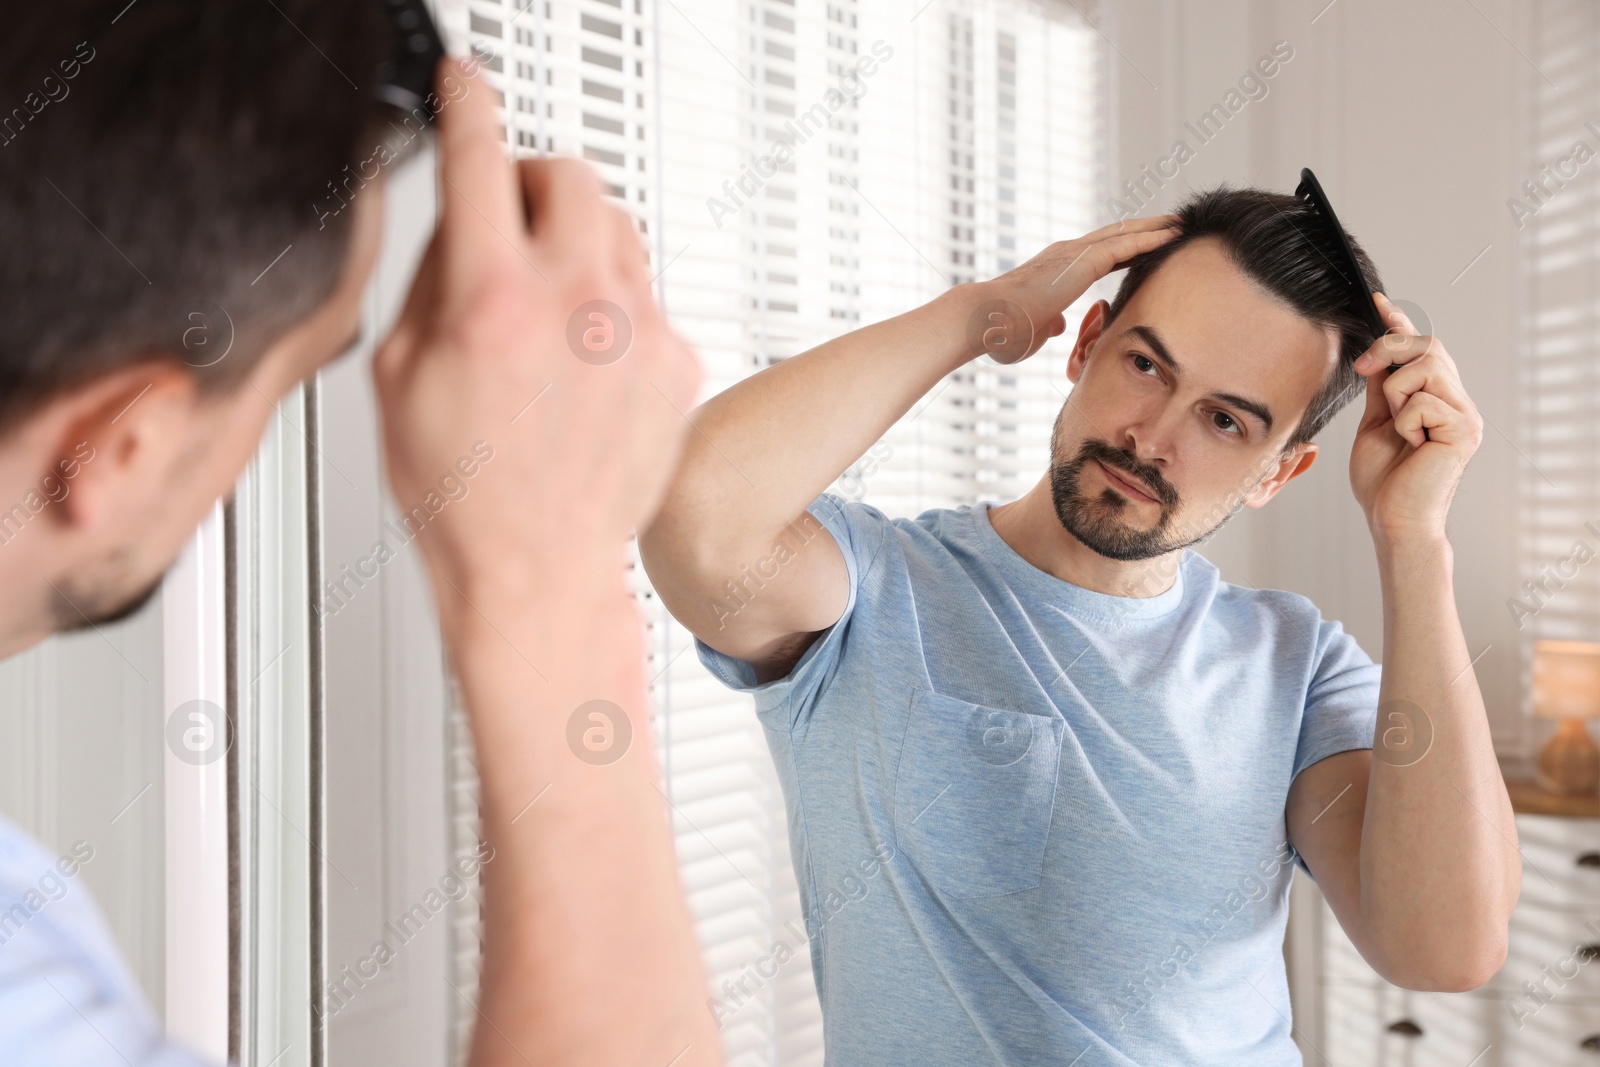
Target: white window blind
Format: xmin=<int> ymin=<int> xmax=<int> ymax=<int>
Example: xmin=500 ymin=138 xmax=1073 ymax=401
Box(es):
xmin=1518 ymin=0 xmax=1600 ymax=749
xmin=441 ymin=1 xmax=1105 ymax=1063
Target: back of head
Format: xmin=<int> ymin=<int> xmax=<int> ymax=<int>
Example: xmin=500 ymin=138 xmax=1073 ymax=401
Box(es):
xmin=1104 ymin=185 xmax=1385 ymax=452
xmin=0 ymin=0 xmax=394 ymax=436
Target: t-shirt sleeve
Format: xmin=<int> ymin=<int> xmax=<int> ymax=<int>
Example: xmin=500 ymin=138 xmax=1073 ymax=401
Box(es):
xmin=693 ymin=491 xmax=888 ymax=728
xmin=0 ymin=821 xmax=221 ymax=1067
xmin=1287 ymin=615 xmax=1382 ymax=879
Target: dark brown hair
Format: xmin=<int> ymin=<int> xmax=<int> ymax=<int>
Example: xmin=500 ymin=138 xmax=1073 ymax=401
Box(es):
xmin=0 ymin=0 xmax=395 ymax=436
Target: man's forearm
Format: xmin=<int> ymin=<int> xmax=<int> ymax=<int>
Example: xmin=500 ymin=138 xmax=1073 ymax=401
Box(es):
xmin=1360 ymin=534 xmax=1519 ymax=986
xmin=445 ymin=561 xmax=719 ymax=1067
xmin=640 ymin=223 xmax=1181 ymax=649
xmin=661 ymin=283 xmax=985 ymax=555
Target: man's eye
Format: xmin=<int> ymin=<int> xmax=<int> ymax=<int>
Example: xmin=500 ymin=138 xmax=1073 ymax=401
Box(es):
xmin=1213 ymin=411 xmax=1242 ymax=436
xmin=1130 ymin=353 xmax=1158 ymax=376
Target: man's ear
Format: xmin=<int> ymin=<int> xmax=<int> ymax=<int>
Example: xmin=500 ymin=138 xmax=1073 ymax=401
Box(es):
xmin=1065 ymin=299 xmax=1110 ymax=387
xmin=43 ymin=359 xmax=202 ymax=533
xmin=1242 ymin=444 xmax=1318 ymax=510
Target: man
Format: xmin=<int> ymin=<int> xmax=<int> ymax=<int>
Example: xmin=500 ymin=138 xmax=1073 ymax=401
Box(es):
xmin=0 ymin=3 xmax=719 ymax=1065
xmin=639 ymin=189 xmax=1520 ymax=1064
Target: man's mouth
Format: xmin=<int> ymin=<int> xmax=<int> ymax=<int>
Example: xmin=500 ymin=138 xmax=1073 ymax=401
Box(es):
xmin=1095 ymin=459 xmax=1157 ymax=503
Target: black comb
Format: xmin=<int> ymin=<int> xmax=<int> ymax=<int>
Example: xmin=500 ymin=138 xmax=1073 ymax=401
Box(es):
xmin=1293 ymin=168 xmax=1387 ymax=349
xmin=374 ymin=0 xmax=447 ymax=123
xmin=1295 ymin=168 xmax=1425 ymax=438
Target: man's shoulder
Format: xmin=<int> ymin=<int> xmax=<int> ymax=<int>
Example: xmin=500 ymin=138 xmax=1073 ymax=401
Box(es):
xmin=809 ymin=491 xmax=960 ymax=532
xmin=1199 ymin=556 xmax=1319 ymax=616
xmin=0 ymin=817 xmax=200 ymax=1065
xmin=807 ymin=492 xmax=973 ymax=564
xmin=0 ymin=816 xmax=111 ymax=964
xmin=1186 ymin=553 xmax=1345 ymax=638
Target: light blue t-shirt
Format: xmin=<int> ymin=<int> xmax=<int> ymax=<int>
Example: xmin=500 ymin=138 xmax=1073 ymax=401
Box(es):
xmin=695 ymin=492 xmax=1381 ymax=1066
xmin=0 ymin=814 xmax=213 ymax=1066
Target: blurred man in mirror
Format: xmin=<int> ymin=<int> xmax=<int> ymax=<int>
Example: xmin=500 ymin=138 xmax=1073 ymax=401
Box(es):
xmin=0 ymin=3 xmax=719 ymax=1065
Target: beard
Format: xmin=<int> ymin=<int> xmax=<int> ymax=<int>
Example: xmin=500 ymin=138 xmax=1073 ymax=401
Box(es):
xmin=49 ymin=550 xmax=165 ymax=633
xmin=1049 ymin=436 xmax=1240 ymax=562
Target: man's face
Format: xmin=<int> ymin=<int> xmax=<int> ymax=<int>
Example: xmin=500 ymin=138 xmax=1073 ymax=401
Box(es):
xmin=43 ymin=178 xmax=390 ymax=634
xmin=1051 ymin=236 xmax=1340 ymax=562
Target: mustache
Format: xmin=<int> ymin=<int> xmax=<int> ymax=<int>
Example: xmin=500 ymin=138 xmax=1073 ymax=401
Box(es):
xmin=1076 ymin=439 xmax=1177 ymax=507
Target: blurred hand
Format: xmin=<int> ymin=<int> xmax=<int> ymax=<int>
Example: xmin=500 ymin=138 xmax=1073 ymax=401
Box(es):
xmin=969 ymin=215 xmax=1180 ymax=364
xmin=373 ymin=57 xmax=703 ymax=613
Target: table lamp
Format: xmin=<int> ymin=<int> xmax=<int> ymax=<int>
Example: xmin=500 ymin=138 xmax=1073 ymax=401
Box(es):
xmin=1533 ymin=639 xmax=1600 ymax=796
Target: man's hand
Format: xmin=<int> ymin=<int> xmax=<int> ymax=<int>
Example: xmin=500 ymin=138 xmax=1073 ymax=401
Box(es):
xmin=969 ymin=215 xmax=1180 ymax=364
xmin=1348 ymin=291 xmax=1483 ymax=546
xmin=373 ymin=56 xmax=703 ymax=616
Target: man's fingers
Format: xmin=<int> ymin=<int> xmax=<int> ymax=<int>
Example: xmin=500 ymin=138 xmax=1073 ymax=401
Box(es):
xmin=1082 ymin=214 xmax=1180 ymax=242
xmin=606 ymin=202 xmax=651 ymax=288
xmin=1393 ymin=389 xmax=1468 ymax=450
xmin=1372 ymin=291 xmax=1423 ymax=361
xmin=1358 ymin=342 xmax=1396 ymax=430
xmin=375 ymin=227 xmax=444 ymax=380
xmin=1090 ymin=225 xmax=1182 ymax=276
xmin=436 ymin=56 xmax=526 ymax=277
xmin=518 ymin=157 xmax=609 ymax=266
xmin=1380 ymin=350 xmax=1474 ymax=423
xmin=1364 ymin=333 xmax=1464 ymax=389
xmin=1369 ymin=334 xmax=1433 ymax=375
xmin=1356 ymin=335 xmax=1468 ymax=442
xmin=1043 ymin=224 xmax=1176 ymax=300
xmin=1374 ymin=291 xmax=1418 ymax=335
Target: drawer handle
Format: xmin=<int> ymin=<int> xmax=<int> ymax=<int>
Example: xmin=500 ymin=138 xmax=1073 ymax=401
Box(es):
xmin=1577 ymin=852 xmax=1600 ymax=869
xmin=1581 ymin=1034 xmax=1600 ymax=1053
xmin=1387 ymin=1019 xmax=1424 ymax=1038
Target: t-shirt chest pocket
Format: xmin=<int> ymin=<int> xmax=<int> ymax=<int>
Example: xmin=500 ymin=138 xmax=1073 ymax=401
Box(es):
xmin=892 ymin=689 xmax=1064 ymax=899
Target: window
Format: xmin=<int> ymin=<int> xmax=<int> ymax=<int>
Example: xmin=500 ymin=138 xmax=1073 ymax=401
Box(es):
xmin=447 ymin=0 xmax=1104 ymax=1061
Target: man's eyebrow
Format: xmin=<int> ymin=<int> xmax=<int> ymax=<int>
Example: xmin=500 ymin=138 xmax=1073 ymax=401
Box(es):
xmin=1123 ymin=323 xmax=1275 ymax=434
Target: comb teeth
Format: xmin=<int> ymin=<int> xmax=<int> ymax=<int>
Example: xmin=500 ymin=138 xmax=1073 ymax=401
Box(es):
xmin=1293 ymin=168 xmax=1387 ymax=347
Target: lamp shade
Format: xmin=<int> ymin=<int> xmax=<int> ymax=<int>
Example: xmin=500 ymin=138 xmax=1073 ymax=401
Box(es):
xmin=1533 ymin=639 xmax=1600 ymax=720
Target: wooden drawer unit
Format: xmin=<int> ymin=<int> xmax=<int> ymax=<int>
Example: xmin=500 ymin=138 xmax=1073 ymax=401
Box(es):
xmin=1517 ymin=813 xmax=1600 ymax=910
xmin=1499 ymin=904 xmax=1600 ymax=1006
xmin=1323 ymin=984 xmax=1494 ymax=1066
xmin=1499 ymin=999 xmax=1600 ymax=1065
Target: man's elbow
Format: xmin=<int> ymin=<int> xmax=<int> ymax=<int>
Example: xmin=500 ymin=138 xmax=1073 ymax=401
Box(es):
xmin=638 ymin=466 xmax=752 ymax=582
xmin=1376 ymin=928 xmax=1508 ymax=993
xmin=638 ymin=481 xmax=723 ymax=591
xmin=1365 ymin=863 xmax=1520 ymax=993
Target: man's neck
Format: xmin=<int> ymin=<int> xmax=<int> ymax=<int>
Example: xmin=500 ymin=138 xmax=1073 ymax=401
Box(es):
xmin=986 ymin=478 xmax=1182 ymax=600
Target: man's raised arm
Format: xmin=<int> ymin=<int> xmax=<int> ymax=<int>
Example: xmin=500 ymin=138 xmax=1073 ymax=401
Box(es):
xmin=373 ymin=59 xmax=717 ymax=1067
xmin=639 ymin=219 xmax=1179 ymax=677
xmin=1286 ymin=292 xmax=1518 ymax=992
